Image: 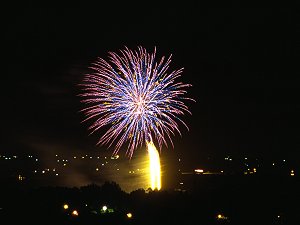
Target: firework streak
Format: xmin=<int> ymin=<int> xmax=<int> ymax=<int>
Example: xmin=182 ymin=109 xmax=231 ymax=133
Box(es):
xmin=80 ymin=47 xmax=193 ymax=157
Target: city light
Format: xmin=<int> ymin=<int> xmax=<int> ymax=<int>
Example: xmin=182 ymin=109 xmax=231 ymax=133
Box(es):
xmin=127 ymin=212 xmax=133 ymax=218
xmin=72 ymin=210 xmax=79 ymax=216
xmin=111 ymin=155 xmax=119 ymax=160
xmin=18 ymin=174 xmax=25 ymax=181
xmin=216 ymin=213 xmax=228 ymax=220
xmin=63 ymin=204 xmax=69 ymax=210
xmin=194 ymin=169 xmax=204 ymax=173
xmin=100 ymin=205 xmax=114 ymax=213
xmin=1 ymin=151 xmax=298 ymax=195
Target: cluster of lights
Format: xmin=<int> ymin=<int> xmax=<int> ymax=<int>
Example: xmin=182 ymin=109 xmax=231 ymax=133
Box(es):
xmin=100 ymin=205 xmax=114 ymax=213
xmin=1 ymin=155 xmax=18 ymax=160
xmin=216 ymin=213 xmax=228 ymax=221
xmin=25 ymin=154 xmax=123 ymax=178
xmin=18 ymin=174 xmax=25 ymax=181
xmin=55 ymin=154 xmax=118 ymax=161
xmin=224 ymin=156 xmax=233 ymax=161
xmin=2 ymin=153 xmax=298 ymax=184
xmin=56 ymin=203 xmax=290 ymax=222
xmin=244 ymin=168 xmax=257 ymax=175
xmin=63 ymin=204 xmax=79 ymax=217
xmin=111 ymin=155 xmax=120 ymax=160
xmin=128 ymin=169 xmax=142 ymax=174
xmin=62 ymin=203 xmax=133 ymax=219
xmin=32 ymin=168 xmax=59 ymax=176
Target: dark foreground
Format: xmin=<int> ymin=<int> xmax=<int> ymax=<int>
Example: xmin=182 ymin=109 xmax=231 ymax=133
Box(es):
xmin=1 ymin=175 xmax=299 ymax=225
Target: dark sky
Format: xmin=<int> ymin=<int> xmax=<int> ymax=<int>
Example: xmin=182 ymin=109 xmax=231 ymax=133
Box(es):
xmin=2 ymin=5 xmax=299 ymax=168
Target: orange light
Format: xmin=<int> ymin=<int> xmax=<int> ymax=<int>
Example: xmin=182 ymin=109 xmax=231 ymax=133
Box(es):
xmin=72 ymin=210 xmax=79 ymax=216
xmin=63 ymin=204 xmax=69 ymax=210
xmin=127 ymin=212 xmax=133 ymax=218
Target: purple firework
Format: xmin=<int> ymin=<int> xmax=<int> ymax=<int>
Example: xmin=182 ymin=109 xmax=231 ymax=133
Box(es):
xmin=80 ymin=46 xmax=193 ymax=157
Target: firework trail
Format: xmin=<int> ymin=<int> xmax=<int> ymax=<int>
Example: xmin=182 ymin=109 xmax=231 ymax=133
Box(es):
xmin=80 ymin=46 xmax=193 ymax=157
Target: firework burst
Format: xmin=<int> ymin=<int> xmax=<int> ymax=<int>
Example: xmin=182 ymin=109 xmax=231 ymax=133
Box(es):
xmin=80 ymin=46 xmax=193 ymax=157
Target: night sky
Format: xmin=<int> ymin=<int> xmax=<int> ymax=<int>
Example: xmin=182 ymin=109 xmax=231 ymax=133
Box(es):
xmin=2 ymin=5 xmax=299 ymax=171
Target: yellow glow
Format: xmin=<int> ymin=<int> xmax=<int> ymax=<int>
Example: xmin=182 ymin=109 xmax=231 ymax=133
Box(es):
xmin=127 ymin=212 xmax=133 ymax=218
xmin=63 ymin=204 xmax=69 ymax=210
xmin=102 ymin=205 xmax=107 ymax=211
xmin=291 ymin=170 xmax=295 ymax=176
xmin=18 ymin=175 xmax=24 ymax=181
xmin=217 ymin=214 xmax=226 ymax=220
xmin=194 ymin=169 xmax=204 ymax=173
xmin=147 ymin=142 xmax=161 ymax=190
xmin=72 ymin=210 xmax=79 ymax=216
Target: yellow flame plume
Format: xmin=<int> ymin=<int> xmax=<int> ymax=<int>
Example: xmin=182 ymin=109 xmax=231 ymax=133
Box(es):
xmin=147 ymin=142 xmax=161 ymax=190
